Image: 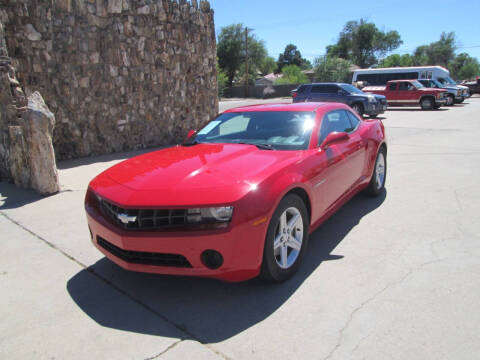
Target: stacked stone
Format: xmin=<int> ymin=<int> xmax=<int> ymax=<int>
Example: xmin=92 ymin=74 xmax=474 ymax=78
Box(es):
xmin=2 ymin=0 xmax=217 ymax=160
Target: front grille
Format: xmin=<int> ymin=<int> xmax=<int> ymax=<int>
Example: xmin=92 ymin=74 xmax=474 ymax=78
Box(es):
xmin=101 ymin=199 xmax=188 ymax=230
xmin=97 ymin=236 xmax=192 ymax=267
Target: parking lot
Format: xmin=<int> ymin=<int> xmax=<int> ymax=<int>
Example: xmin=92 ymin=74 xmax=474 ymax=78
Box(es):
xmin=1 ymin=97 xmax=480 ymax=359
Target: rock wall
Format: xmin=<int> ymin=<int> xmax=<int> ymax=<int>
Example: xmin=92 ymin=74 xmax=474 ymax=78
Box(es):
xmin=2 ymin=0 xmax=217 ymax=160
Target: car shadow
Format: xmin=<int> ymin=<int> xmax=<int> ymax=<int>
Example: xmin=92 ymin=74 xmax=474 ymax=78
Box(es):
xmin=67 ymin=190 xmax=386 ymax=343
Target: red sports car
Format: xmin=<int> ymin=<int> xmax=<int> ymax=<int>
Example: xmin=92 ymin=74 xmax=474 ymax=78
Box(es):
xmin=85 ymin=102 xmax=387 ymax=282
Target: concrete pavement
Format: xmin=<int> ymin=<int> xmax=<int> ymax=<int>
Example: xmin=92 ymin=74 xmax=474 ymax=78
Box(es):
xmin=1 ymin=97 xmax=480 ymax=359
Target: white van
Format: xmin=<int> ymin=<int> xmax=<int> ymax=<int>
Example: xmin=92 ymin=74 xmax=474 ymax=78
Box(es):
xmin=352 ymin=66 xmax=470 ymax=99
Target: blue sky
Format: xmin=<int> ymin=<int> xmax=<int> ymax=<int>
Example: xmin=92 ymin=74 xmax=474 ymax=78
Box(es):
xmin=209 ymin=0 xmax=480 ymax=64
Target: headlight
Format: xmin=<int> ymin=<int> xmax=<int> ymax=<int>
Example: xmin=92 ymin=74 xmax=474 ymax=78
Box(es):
xmin=186 ymin=207 xmax=234 ymax=224
xmin=457 ymin=90 xmax=461 ymax=96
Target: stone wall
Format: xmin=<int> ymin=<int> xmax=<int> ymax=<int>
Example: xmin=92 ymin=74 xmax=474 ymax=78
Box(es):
xmin=2 ymin=0 xmax=217 ymax=160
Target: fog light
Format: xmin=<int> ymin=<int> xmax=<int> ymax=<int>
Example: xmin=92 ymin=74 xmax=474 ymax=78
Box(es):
xmin=201 ymin=250 xmax=224 ymax=269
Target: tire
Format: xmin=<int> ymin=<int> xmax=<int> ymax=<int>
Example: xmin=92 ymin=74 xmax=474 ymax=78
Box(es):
xmin=260 ymin=194 xmax=309 ymax=283
xmin=365 ymin=147 xmax=387 ymax=196
xmin=434 ymin=104 xmax=442 ymax=109
xmin=420 ymin=97 xmax=434 ymax=110
xmin=457 ymin=98 xmax=464 ymax=103
xmin=446 ymin=94 xmax=454 ymax=106
xmin=351 ymin=103 xmax=364 ymax=117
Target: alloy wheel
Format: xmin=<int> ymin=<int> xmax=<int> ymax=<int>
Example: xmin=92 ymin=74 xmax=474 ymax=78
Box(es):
xmin=273 ymin=207 xmax=304 ymax=269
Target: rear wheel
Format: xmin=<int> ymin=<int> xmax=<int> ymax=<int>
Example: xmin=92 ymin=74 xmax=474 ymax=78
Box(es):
xmin=420 ymin=97 xmax=434 ymax=110
xmin=365 ymin=147 xmax=387 ymax=196
xmin=351 ymin=103 xmax=364 ymax=117
xmin=261 ymin=194 xmax=309 ymax=282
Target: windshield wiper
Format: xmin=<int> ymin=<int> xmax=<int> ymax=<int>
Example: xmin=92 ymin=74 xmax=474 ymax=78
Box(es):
xmin=255 ymin=143 xmax=275 ymax=150
xmin=237 ymin=142 xmax=275 ymax=150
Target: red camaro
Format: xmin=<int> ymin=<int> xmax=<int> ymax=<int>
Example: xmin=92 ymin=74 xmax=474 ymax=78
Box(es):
xmin=85 ymin=102 xmax=387 ymax=282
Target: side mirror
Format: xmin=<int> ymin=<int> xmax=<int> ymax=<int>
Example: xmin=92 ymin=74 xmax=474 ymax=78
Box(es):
xmin=320 ymin=131 xmax=349 ymax=150
xmin=186 ymin=130 xmax=196 ymax=140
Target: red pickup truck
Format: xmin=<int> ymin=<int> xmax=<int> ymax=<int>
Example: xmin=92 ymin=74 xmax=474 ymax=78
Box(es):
xmin=363 ymin=80 xmax=447 ymax=110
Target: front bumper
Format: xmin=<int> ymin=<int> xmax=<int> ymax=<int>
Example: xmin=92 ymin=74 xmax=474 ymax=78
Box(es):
xmin=364 ymin=102 xmax=387 ymax=116
xmin=86 ymin=202 xmax=268 ymax=282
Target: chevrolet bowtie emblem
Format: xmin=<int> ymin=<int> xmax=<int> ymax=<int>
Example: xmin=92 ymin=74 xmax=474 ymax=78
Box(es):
xmin=117 ymin=213 xmax=137 ymax=224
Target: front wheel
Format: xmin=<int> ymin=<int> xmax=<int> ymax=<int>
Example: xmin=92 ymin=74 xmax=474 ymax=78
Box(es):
xmin=351 ymin=103 xmax=364 ymax=117
xmin=420 ymin=97 xmax=434 ymax=110
xmin=365 ymin=147 xmax=387 ymax=196
xmin=261 ymin=194 xmax=309 ymax=282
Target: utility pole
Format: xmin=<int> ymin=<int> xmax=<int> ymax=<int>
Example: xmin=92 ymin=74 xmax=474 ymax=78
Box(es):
xmin=245 ymin=27 xmax=249 ymax=97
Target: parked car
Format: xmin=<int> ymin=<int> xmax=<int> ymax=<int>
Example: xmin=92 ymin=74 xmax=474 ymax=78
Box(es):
xmin=363 ymin=80 xmax=447 ymax=110
xmin=461 ymin=77 xmax=480 ymax=95
xmin=418 ymin=79 xmax=463 ymax=106
xmin=85 ymin=103 xmax=387 ymax=283
xmin=291 ymin=83 xmax=387 ymax=118
xmin=437 ymin=76 xmax=470 ymax=101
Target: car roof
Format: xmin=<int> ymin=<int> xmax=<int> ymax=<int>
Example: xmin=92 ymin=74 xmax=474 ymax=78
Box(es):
xmin=387 ymin=79 xmax=418 ymax=83
xmin=222 ymin=102 xmax=349 ymax=113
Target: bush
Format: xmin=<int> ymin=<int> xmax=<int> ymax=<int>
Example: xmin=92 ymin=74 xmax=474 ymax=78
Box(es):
xmin=274 ymin=65 xmax=309 ymax=85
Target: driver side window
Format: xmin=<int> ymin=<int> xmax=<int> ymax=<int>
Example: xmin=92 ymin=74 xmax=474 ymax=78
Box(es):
xmin=318 ymin=110 xmax=353 ymax=144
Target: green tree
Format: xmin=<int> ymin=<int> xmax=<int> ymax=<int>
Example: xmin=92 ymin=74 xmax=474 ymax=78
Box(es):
xmin=412 ymin=32 xmax=457 ymax=67
xmin=217 ymin=24 xmax=268 ymax=85
xmin=313 ymin=56 xmax=353 ymax=82
xmin=326 ymin=19 xmax=402 ymax=68
xmin=274 ymin=65 xmax=309 ymax=85
xmin=378 ymin=54 xmax=414 ymax=67
xmin=216 ymin=60 xmax=228 ymax=97
xmin=260 ymin=56 xmax=277 ymax=75
xmin=449 ymin=53 xmax=480 ymax=80
xmin=276 ymin=44 xmax=311 ymax=72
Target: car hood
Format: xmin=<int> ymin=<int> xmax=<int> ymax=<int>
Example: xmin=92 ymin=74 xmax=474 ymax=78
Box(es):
xmin=419 ymin=88 xmax=445 ymax=93
xmin=371 ymin=94 xmax=386 ymax=101
xmin=91 ymin=143 xmax=303 ymax=206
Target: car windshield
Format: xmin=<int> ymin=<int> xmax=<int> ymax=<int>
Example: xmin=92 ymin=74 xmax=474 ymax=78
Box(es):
xmin=438 ymin=77 xmax=456 ymax=85
xmin=411 ymin=80 xmax=424 ymax=89
xmin=339 ymin=84 xmax=364 ymax=95
xmin=189 ymin=111 xmax=315 ymax=150
xmin=431 ymin=79 xmax=444 ymax=88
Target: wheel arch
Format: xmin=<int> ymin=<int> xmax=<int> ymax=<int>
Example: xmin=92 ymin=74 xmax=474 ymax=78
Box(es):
xmin=420 ymin=95 xmax=435 ymax=103
xmin=284 ymin=187 xmax=312 ymax=223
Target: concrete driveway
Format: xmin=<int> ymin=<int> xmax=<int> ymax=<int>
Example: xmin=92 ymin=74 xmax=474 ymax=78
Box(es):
xmin=1 ymin=97 xmax=480 ymax=359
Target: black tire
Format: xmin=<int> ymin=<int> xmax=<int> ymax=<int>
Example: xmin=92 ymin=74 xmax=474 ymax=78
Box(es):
xmin=260 ymin=194 xmax=309 ymax=283
xmin=446 ymin=94 xmax=455 ymax=106
xmin=351 ymin=103 xmax=364 ymax=117
xmin=457 ymin=98 xmax=464 ymax=103
xmin=420 ymin=97 xmax=434 ymax=110
xmin=365 ymin=146 xmax=387 ymax=196
xmin=434 ymin=104 xmax=442 ymax=109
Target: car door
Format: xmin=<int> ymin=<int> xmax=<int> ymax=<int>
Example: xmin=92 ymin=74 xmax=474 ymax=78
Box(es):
xmin=311 ymin=109 xmax=365 ymax=213
xmin=307 ymin=84 xmax=330 ymax=102
xmin=398 ymin=81 xmax=417 ymax=104
xmin=326 ymin=84 xmax=347 ymax=104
